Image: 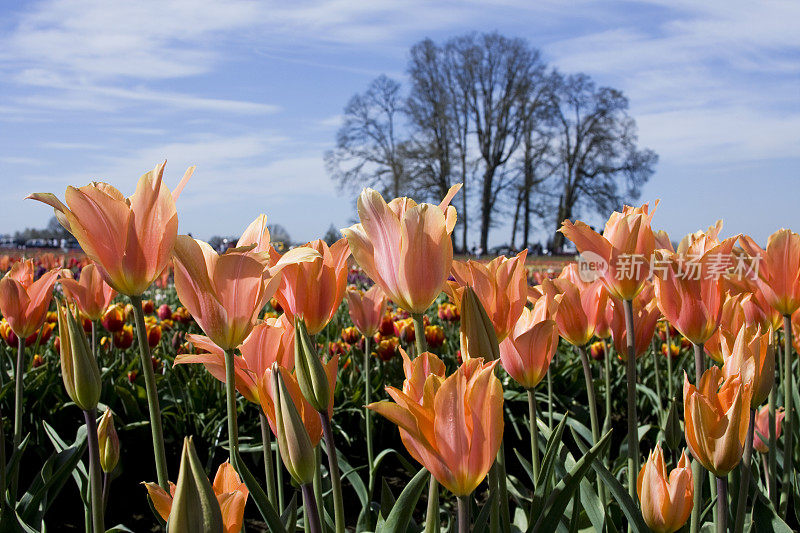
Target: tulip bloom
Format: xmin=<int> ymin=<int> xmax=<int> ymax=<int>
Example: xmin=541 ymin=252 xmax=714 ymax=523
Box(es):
xmin=542 ymin=277 xmax=607 ymax=347
xmin=499 ymin=307 xmax=560 ymax=390
xmin=739 ymin=230 xmax=800 ymax=316
xmin=145 ymin=459 xmax=248 ymax=533
xmin=176 ymin=315 xmax=294 ymax=404
xmin=60 ymin=263 xmax=117 ymax=322
xmin=172 ymin=233 xmax=319 ymax=351
xmin=683 ymin=367 xmax=752 ymax=476
xmin=269 ymin=238 xmax=350 ymax=335
xmin=399 ymin=347 xmax=447 ymax=402
xmin=637 ymin=445 xmax=693 ymax=533
xmin=28 ymin=162 xmax=194 ymax=296
xmin=346 ymin=285 xmax=387 ymax=337
xmin=446 ymin=250 xmax=528 ymax=341
xmin=753 ymin=405 xmax=785 ymax=453
xmin=609 ymin=283 xmax=661 ymax=360
xmin=721 ymin=325 xmax=774 ymax=407
xmin=559 ymin=202 xmax=658 ymax=301
xmin=369 ymin=357 xmax=503 ymax=496
xmin=0 ymin=260 xmax=60 ymax=339
xmin=342 ymin=184 xmax=461 ymax=314
xmin=652 ymin=236 xmax=737 ymax=345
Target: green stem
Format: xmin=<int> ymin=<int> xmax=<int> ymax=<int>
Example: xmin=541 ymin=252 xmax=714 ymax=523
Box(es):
xmin=129 ymin=295 xmax=169 ymax=489
xmin=0 ymin=404 xmax=7 ymax=511
xmin=425 ymin=477 xmax=440 ymax=533
xmin=457 ymin=494 xmax=471 ymax=533
xmin=622 ymin=299 xmax=639 ymax=500
xmin=11 ymin=336 xmax=24 ymax=497
xmin=313 ymin=446 xmax=324 ymax=530
xmin=546 ymin=367 xmax=554 ymax=430
xmin=412 ymin=313 xmax=427 ymax=356
xmin=488 ymin=464 xmax=499 ymax=533
xmin=301 ymin=482 xmax=323 ymax=533
xmin=603 ymin=341 xmax=612 ymax=436
xmin=320 ymin=412 xmax=345 ymax=533
xmin=665 ymin=324 xmax=674 ymax=398
xmin=527 ymin=389 xmax=539 ymax=485
xmin=651 ymin=338 xmax=663 ymax=415
xmin=734 ymin=407 xmax=755 ymax=533
xmin=780 ymin=314 xmax=793 ymax=514
xmin=364 ymin=335 xmax=374 ymax=527
xmin=690 ymin=342 xmax=706 ymax=533
xmin=83 ymin=409 xmax=104 ymax=533
xmin=576 ymin=344 xmax=605 ymax=504
xmin=223 ymin=349 xmax=239 ymax=463
xmin=495 ymin=446 xmax=510 ymax=532
xmin=769 ymin=332 xmax=778 ymax=508
xmin=259 ymin=413 xmax=277 ymax=507
xmin=715 ymin=476 xmax=728 ymax=533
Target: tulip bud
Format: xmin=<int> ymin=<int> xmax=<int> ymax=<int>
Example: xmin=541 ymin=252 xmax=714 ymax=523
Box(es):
xmin=168 ymin=437 xmax=224 ymax=533
xmin=58 ymin=301 xmax=101 ymax=411
xmin=637 ymin=445 xmax=693 ymax=533
xmin=459 ymin=287 xmax=500 ymax=361
xmin=272 ymin=364 xmax=317 ymax=485
xmin=101 ymin=304 xmax=125 ymax=333
xmin=294 ymin=318 xmax=330 ymax=413
xmin=97 ymin=409 xmax=120 ymax=473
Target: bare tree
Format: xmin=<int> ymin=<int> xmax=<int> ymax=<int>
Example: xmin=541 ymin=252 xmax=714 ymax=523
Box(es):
xmin=549 ymin=73 xmax=657 ymax=250
xmin=325 ymin=75 xmax=408 ymax=198
xmin=405 ymin=39 xmax=455 ymax=205
xmin=447 ymin=32 xmax=545 ymax=251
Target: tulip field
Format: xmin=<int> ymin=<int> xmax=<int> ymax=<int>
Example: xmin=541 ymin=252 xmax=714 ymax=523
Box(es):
xmin=2 ymin=163 xmax=800 ymax=533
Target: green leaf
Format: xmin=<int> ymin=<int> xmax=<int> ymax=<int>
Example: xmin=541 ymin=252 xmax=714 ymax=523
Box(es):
xmin=17 ymin=439 xmax=86 ymax=523
xmin=529 ymin=428 xmax=611 ymax=532
xmin=531 ymin=416 xmax=568 ymax=515
xmin=377 ymin=467 xmax=429 ymax=533
xmin=752 ymin=487 xmax=791 ymax=532
xmin=571 ymin=429 xmax=649 ymax=533
xmin=280 ymin=494 xmax=298 ymax=532
xmin=232 ymin=449 xmax=286 ymax=533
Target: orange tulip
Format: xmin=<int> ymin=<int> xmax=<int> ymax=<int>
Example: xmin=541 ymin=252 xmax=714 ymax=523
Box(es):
xmin=369 ymin=357 xmax=503 ymax=496
xmin=683 ymin=367 xmax=752 ymax=476
xmin=145 ymin=461 xmax=248 ymax=533
xmin=498 ymin=308 xmax=559 ymax=389
xmin=342 ymin=184 xmax=461 ymax=314
xmin=721 ymin=325 xmax=774 ymax=408
xmin=399 ymin=347 xmax=447 ymax=402
xmin=445 ymin=250 xmax=528 ymax=341
xmin=753 ymin=405 xmax=785 ymax=453
xmin=637 ymin=445 xmax=693 ymax=533
xmin=171 ymin=232 xmax=319 ymax=350
xmin=705 ymin=292 xmax=747 ymax=363
xmin=28 ymin=162 xmax=194 ymax=296
xmin=542 ymin=277 xmax=607 ymax=346
xmin=346 ymin=285 xmax=388 ymax=337
xmin=0 ymin=260 xmax=60 ymax=339
xmin=652 ymin=236 xmax=737 ymax=345
xmin=176 ymin=315 xmax=294 ymax=404
xmin=609 ymin=283 xmax=661 ymax=360
xmin=60 ymin=263 xmax=117 ymax=321
xmin=559 ymin=202 xmax=658 ymax=301
xmin=739 ymin=230 xmax=800 ymax=316
xmin=269 ymin=238 xmax=350 ymax=335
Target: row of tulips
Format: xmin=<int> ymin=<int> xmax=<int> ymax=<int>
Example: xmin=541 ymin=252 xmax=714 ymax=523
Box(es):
xmin=0 ymin=161 xmax=797 ymax=532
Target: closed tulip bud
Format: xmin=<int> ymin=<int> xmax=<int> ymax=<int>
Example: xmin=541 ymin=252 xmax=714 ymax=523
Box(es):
xmin=753 ymin=405 xmax=785 ymax=453
xmin=294 ymin=318 xmax=331 ymax=414
xmin=272 ymin=364 xmax=317 ymax=485
xmin=98 ymin=409 xmax=120 ymax=473
xmin=637 ymin=445 xmax=693 ymax=533
xmin=58 ymin=301 xmax=101 ymax=411
xmin=459 ymin=286 xmax=500 ymax=362
xmin=158 ymin=304 xmax=172 ymax=320
xmin=168 ymin=437 xmax=224 ymax=533
xmin=101 ymin=304 xmax=125 ymax=333
xmin=147 ymin=323 xmax=162 ymax=348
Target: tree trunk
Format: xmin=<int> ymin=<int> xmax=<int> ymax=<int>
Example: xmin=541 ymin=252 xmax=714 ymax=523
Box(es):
xmin=479 ymin=167 xmax=495 ymax=251
xmin=510 ymin=190 xmax=522 ymax=250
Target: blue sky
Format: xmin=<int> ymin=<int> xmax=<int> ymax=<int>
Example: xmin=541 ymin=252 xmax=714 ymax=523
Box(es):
xmin=0 ymin=0 xmax=798 ymax=247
